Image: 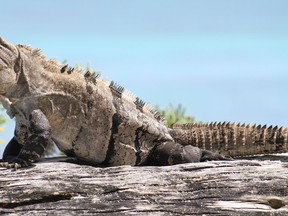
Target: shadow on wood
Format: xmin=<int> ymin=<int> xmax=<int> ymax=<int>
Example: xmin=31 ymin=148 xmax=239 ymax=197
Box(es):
xmin=1 ymin=154 xmax=288 ymax=215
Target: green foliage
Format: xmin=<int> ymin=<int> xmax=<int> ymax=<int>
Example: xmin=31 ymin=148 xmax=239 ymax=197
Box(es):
xmin=0 ymin=107 xmax=8 ymax=144
xmin=0 ymin=107 xmax=8 ymax=124
xmin=157 ymin=104 xmax=195 ymax=127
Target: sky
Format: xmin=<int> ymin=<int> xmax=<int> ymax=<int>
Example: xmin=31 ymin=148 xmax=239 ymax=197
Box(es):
xmin=1 ymin=0 xmax=288 ymax=154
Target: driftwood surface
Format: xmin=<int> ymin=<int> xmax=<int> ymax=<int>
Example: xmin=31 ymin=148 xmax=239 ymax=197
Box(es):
xmin=0 ymin=154 xmax=288 ymax=216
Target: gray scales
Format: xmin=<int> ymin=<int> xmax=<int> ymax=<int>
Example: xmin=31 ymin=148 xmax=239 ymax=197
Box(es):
xmin=0 ymin=37 xmax=287 ymax=169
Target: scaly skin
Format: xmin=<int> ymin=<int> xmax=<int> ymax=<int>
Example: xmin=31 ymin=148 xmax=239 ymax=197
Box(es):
xmin=170 ymin=122 xmax=288 ymax=157
xmin=0 ymin=37 xmax=286 ymax=169
xmin=0 ymin=37 xmax=228 ymax=169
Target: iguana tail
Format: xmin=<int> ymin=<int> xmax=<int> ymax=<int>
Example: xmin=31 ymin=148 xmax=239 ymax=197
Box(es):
xmin=169 ymin=122 xmax=288 ymax=157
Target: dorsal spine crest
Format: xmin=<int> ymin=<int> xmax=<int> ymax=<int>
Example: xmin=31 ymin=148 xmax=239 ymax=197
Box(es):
xmin=84 ymin=70 xmax=100 ymax=84
xmin=134 ymin=97 xmax=145 ymax=109
xmin=109 ymin=81 xmax=125 ymax=97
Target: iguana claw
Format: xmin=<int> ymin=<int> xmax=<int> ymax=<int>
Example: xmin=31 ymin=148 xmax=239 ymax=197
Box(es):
xmin=0 ymin=158 xmax=34 ymax=170
xmin=0 ymin=162 xmax=22 ymax=170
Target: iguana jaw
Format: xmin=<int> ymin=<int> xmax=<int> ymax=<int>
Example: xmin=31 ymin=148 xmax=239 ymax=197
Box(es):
xmin=0 ymin=37 xmax=18 ymax=96
xmin=0 ymin=66 xmax=17 ymax=96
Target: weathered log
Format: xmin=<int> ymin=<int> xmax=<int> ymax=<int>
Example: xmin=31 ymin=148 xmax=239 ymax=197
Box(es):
xmin=0 ymin=154 xmax=288 ymax=215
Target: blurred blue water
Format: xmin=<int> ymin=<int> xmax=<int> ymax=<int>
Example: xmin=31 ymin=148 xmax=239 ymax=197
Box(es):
xmin=1 ymin=0 xmax=288 ymax=156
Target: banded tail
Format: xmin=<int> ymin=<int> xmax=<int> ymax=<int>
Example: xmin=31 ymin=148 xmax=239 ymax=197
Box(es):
xmin=169 ymin=122 xmax=288 ymax=157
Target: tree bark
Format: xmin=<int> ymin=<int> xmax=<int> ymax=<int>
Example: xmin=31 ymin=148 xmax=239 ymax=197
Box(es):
xmin=1 ymin=154 xmax=288 ymax=215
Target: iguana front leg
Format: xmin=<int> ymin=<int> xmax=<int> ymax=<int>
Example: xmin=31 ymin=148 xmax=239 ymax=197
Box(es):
xmin=1 ymin=109 xmax=51 ymax=169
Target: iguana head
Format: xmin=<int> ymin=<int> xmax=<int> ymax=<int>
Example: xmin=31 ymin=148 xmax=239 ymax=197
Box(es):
xmin=0 ymin=37 xmax=19 ymax=96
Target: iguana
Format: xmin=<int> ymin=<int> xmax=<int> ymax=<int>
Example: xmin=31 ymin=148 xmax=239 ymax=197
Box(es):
xmin=0 ymin=37 xmax=287 ymax=169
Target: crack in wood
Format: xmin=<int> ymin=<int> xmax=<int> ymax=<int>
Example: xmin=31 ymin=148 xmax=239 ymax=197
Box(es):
xmin=0 ymin=193 xmax=74 ymax=209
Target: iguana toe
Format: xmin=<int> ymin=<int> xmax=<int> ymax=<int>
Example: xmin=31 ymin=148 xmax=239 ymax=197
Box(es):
xmin=201 ymin=150 xmax=233 ymax=162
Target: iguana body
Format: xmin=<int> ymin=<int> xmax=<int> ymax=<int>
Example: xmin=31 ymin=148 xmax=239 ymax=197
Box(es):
xmin=0 ymin=37 xmax=287 ymax=168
